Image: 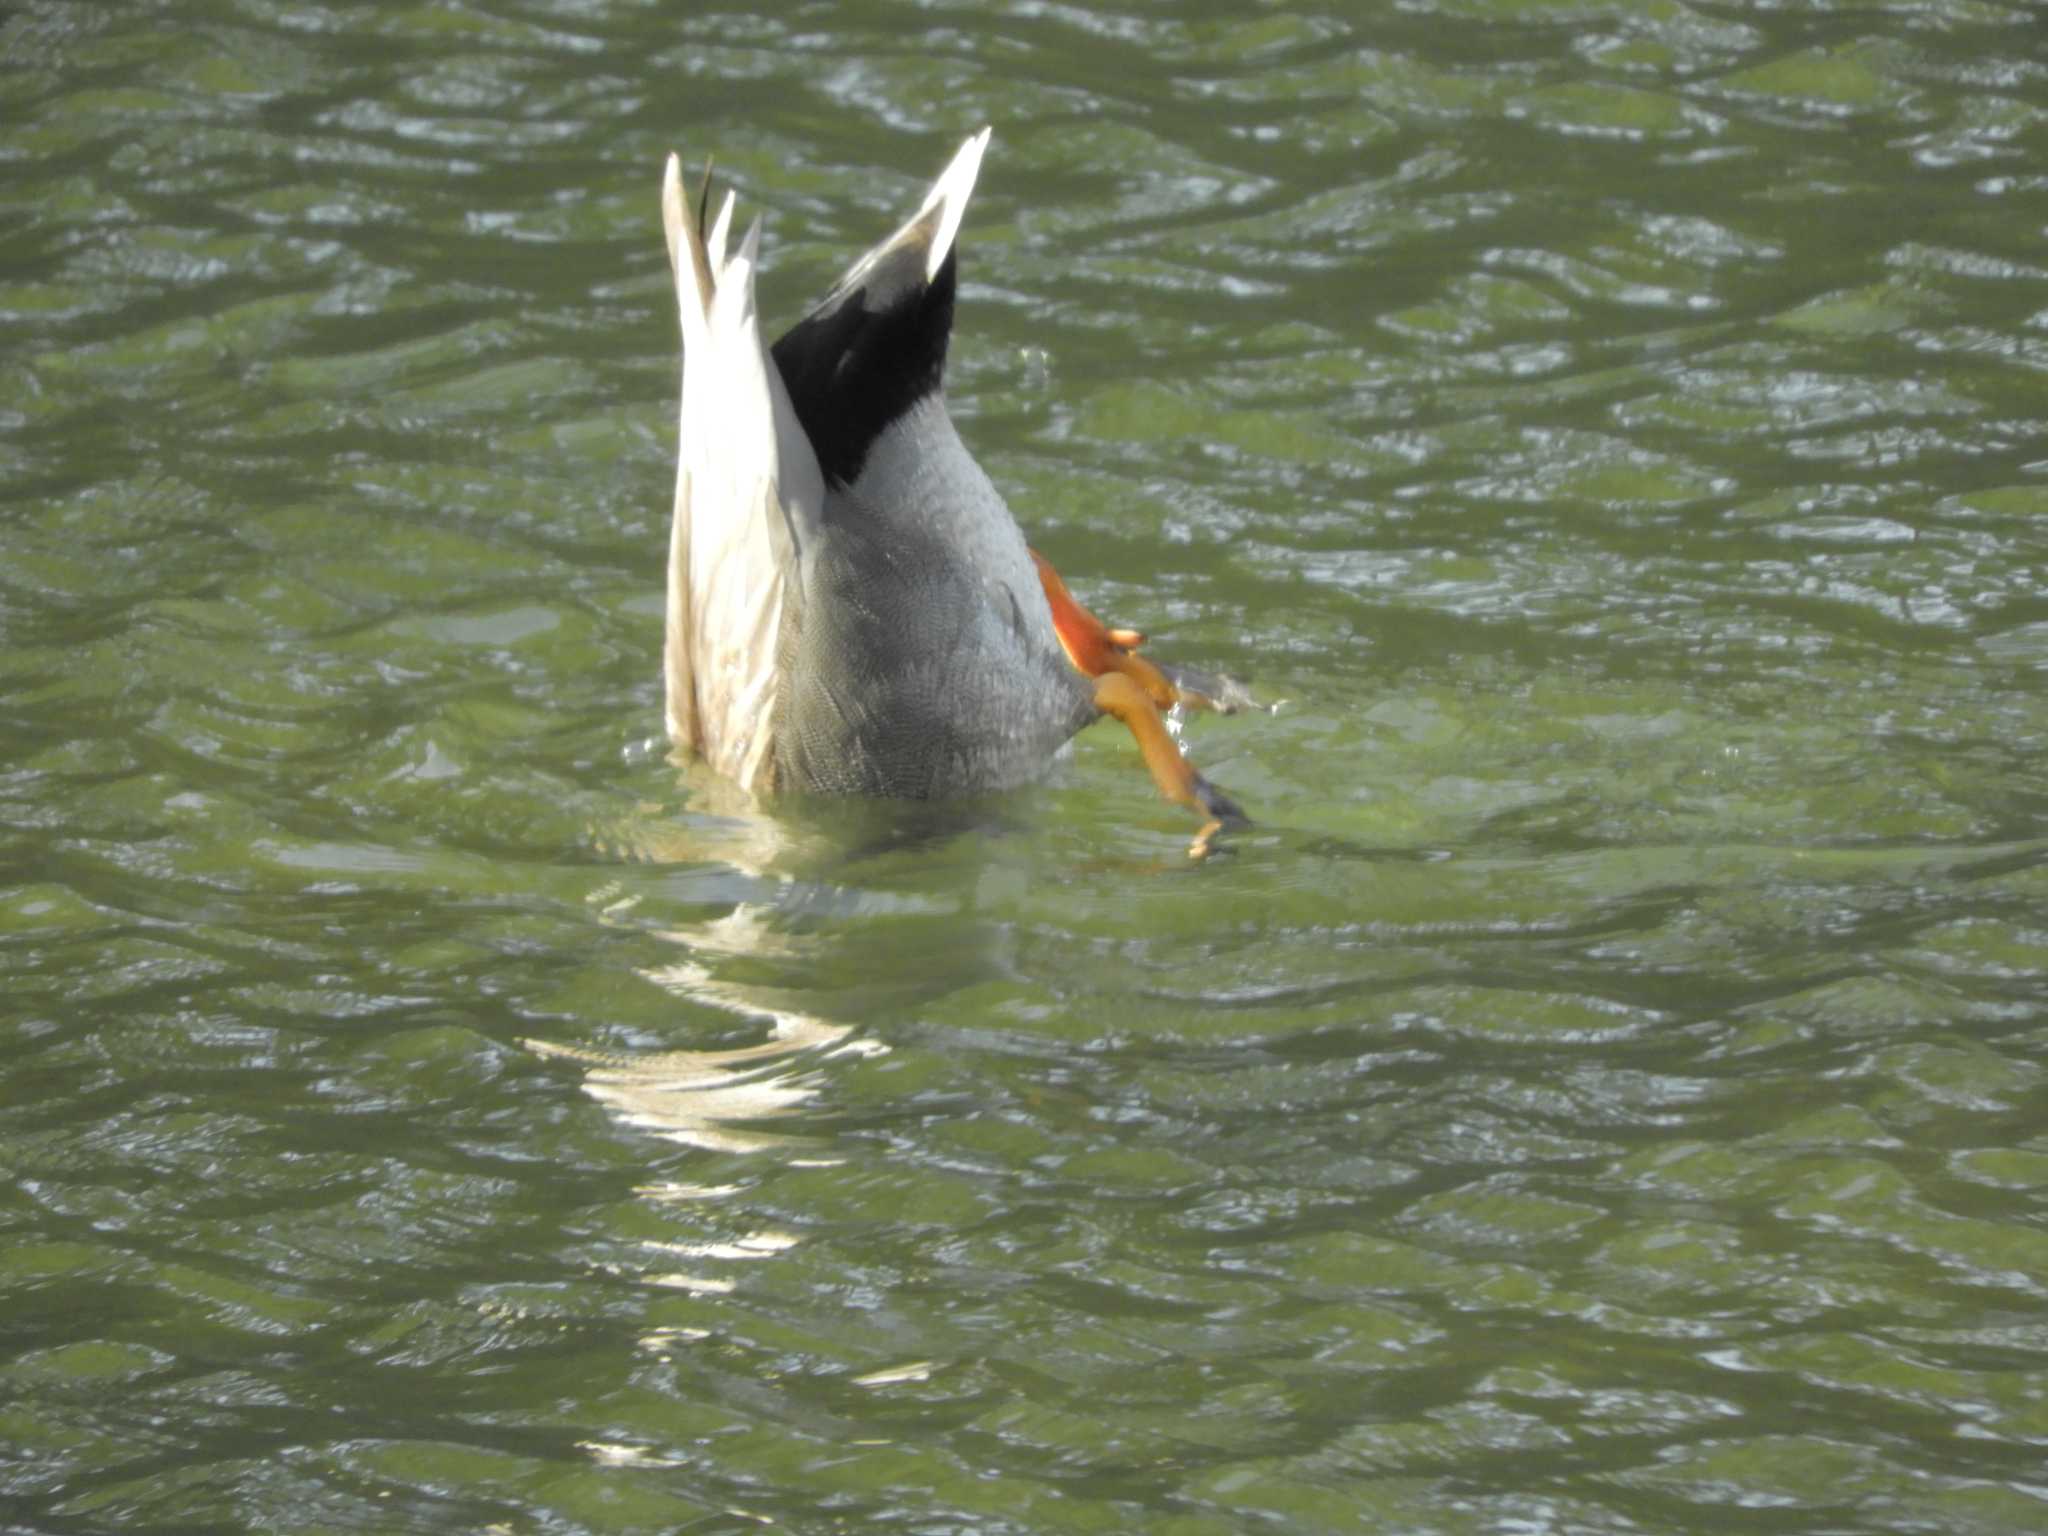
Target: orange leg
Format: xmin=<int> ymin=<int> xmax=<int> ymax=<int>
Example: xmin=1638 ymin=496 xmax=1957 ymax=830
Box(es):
xmin=1036 ymin=550 xmax=1250 ymax=847
xmin=1092 ymin=672 xmax=1245 ymax=833
xmin=1032 ymin=550 xmax=1178 ymax=709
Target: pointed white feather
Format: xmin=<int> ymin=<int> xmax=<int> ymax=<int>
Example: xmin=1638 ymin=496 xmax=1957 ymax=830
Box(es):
xmin=814 ymin=127 xmax=991 ymax=311
xmin=707 ymin=188 xmax=733 ymax=272
xmin=919 ymin=126 xmax=989 ymax=281
xmin=661 ymin=155 xmax=823 ymax=793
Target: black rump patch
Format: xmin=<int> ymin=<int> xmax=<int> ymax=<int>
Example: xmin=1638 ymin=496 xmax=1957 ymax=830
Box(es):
xmin=771 ymin=249 xmax=956 ymax=489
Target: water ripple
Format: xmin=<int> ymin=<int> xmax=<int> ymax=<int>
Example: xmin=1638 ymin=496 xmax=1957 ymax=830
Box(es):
xmin=4 ymin=0 xmax=2048 ymax=1531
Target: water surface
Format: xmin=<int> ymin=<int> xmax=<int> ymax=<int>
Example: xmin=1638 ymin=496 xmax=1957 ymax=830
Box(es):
xmin=4 ymin=1 xmax=2047 ymax=1532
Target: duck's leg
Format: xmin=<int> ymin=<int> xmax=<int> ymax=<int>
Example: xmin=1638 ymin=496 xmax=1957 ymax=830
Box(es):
xmin=1092 ymin=672 xmax=1245 ymax=854
xmin=1032 ymin=550 xmax=1252 ymax=715
xmin=1031 ymin=550 xmax=1177 ymax=708
xmin=1034 ymin=549 xmax=1250 ymax=850
xmin=1032 ymin=550 xmax=1145 ymax=655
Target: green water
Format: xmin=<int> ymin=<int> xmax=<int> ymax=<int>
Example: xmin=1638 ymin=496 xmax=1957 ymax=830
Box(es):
xmin=5 ymin=1 xmax=2047 ymax=1532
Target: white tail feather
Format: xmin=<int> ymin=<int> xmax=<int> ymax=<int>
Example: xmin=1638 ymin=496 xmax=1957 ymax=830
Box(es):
xmin=661 ymin=156 xmax=824 ymax=793
xmin=658 ymin=131 xmax=991 ymax=793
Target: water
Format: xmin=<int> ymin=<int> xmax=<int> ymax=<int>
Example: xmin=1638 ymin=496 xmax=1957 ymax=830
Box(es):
xmin=5 ymin=1 xmax=2047 ymax=1532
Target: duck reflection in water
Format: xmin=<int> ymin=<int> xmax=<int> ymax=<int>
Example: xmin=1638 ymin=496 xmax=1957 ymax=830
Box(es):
xmin=526 ymin=895 xmax=880 ymax=1158
xmin=533 ymin=792 xmax=1037 ymax=1164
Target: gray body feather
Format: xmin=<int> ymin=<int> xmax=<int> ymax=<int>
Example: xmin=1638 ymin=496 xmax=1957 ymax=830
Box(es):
xmin=772 ymin=398 xmax=1094 ymax=797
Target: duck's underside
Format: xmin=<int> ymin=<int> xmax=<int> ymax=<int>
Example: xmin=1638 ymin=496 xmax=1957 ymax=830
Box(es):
xmin=660 ymin=131 xmax=1247 ymax=846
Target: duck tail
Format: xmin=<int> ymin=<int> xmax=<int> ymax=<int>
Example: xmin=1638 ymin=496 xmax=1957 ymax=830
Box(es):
xmin=913 ymin=125 xmax=989 ymax=283
xmin=659 ymin=153 xmax=823 ymax=792
xmin=768 ymin=129 xmax=993 ymax=490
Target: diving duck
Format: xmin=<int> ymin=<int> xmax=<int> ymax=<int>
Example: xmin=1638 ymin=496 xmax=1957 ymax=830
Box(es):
xmin=659 ymin=129 xmax=1246 ymax=836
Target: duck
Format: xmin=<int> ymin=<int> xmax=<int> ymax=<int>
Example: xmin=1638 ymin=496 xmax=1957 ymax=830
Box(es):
xmin=658 ymin=128 xmax=1247 ymax=840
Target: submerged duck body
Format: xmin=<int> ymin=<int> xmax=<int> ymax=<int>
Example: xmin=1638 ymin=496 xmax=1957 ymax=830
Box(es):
xmin=661 ymin=130 xmax=1244 ymax=832
xmin=767 ymin=393 xmax=1096 ymax=797
xmin=766 ymin=162 xmax=1096 ymax=796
